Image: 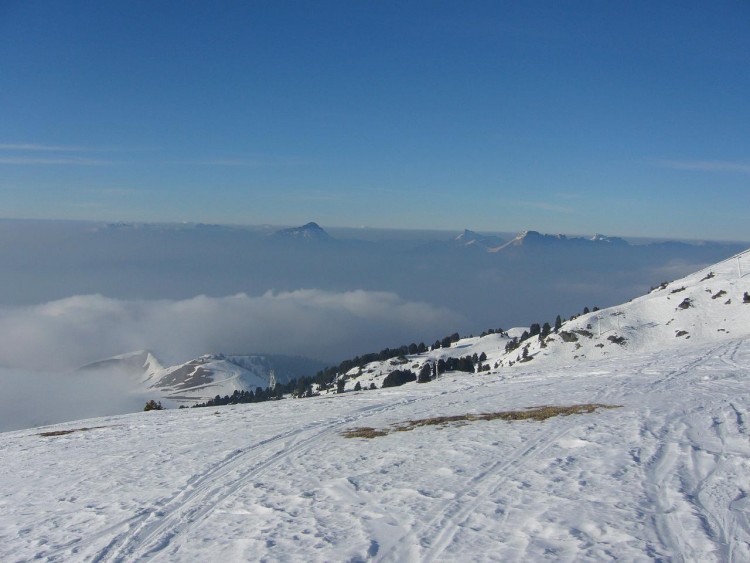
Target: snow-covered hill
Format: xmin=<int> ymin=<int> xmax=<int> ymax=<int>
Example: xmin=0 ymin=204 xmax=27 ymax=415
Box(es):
xmin=148 ymin=354 xmax=307 ymax=405
xmin=81 ymin=352 xmax=326 ymax=406
xmin=333 ymin=248 xmax=749 ymax=391
xmin=498 ymin=248 xmax=750 ymax=367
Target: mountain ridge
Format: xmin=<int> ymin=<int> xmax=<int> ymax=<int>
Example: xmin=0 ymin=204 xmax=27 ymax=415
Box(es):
xmin=330 ymin=247 xmax=750 ymax=391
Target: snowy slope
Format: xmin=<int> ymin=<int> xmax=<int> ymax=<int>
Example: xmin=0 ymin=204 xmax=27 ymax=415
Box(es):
xmin=337 ymin=332 xmax=517 ymax=392
xmin=2 ymin=338 xmax=750 ymax=561
xmin=148 ymin=354 xmax=326 ymax=405
xmin=148 ymin=354 xmax=284 ymax=405
xmin=338 ymin=248 xmax=749 ymax=388
xmin=2 ymin=251 xmax=750 ymax=561
xmin=498 ymin=248 xmax=750 ymax=367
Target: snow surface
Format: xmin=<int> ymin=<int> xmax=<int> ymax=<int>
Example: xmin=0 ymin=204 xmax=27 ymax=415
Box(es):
xmin=2 ymin=339 xmax=750 ymax=561
xmin=2 ymin=250 xmax=750 ymax=561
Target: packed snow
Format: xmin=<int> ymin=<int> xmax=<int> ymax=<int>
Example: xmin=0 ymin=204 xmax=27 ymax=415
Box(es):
xmin=1 ymin=250 xmax=749 ymax=561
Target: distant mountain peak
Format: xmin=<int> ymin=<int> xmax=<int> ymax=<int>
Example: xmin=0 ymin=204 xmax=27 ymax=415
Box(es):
xmin=455 ymin=229 xmax=478 ymax=241
xmin=453 ymin=229 xmax=506 ymax=249
xmin=273 ymin=222 xmax=331 ymax=241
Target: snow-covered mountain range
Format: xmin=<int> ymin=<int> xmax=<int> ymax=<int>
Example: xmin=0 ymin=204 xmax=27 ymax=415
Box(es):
xmin=490 ymin=229 xmax=629 ymax=252
xmin=452 ymin=228 xmax=506 ymax=249
xmin=2 ymin=249 xmax=749 ymax=561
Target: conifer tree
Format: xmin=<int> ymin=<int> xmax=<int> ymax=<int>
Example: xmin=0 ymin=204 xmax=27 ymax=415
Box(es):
xmin=144 ymin=399 xmax=163 ymax=411
xmin=417 ymin=363 xmax=432 ymax=383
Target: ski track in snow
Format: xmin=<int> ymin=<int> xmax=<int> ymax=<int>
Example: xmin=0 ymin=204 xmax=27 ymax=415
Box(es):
xmin=637 ymin=340 xmax=750 ymax=562
xmin=91 ymin=395 xmax=437 ymax=562
xmin=87 ymin=381 xmax=497 ymax=562
xmin=412 ymin=423 xmax=575 ymax=562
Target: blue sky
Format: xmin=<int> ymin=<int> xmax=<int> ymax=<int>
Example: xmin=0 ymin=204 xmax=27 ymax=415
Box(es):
xmin=1 ymin=1 xmax=748 ymax=240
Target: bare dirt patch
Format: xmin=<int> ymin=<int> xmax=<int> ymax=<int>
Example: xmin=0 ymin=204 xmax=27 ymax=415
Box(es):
xmin=341 ymin=427 xmax=390 ymax=439
xmin=38 ymin=425 xmax=112 ymax=438
xmin=342 ymin=403 xmax=620 ymax=439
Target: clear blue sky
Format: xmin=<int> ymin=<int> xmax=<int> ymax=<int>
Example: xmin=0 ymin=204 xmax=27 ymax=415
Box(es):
xmin=1 ymin=1 xmax=748 ymax=240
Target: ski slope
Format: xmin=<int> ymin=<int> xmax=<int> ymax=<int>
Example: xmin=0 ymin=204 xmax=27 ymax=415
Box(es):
xmin=2 ymin=336 xmax=750 ymax=561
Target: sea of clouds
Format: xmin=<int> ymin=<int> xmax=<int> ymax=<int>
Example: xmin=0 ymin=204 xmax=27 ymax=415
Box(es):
xmin=0 ymin=289 xmax=460 ymax=431
xmin=0 ymin=289 xmax=460 ymax=371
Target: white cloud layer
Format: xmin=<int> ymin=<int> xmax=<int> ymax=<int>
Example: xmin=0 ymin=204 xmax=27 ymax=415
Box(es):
xmin=0 ymin=290 xmax=460 ymax=371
